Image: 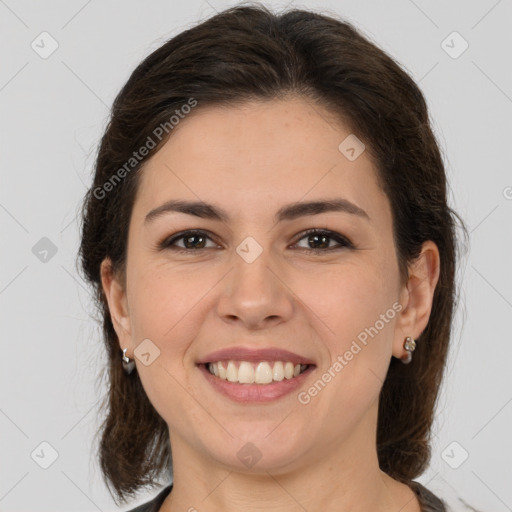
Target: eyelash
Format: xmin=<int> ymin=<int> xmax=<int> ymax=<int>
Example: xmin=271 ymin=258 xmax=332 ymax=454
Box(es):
xmin=158 ymin=228 xmax=354 ymax=254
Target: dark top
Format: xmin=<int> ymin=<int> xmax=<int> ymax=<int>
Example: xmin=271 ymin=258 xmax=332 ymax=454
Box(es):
xmin=125 ymin=480 xmax=447 ymax=512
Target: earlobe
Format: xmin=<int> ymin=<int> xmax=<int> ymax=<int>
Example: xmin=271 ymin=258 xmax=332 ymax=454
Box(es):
xmin=100 ymin=258 xmax=132 ymax=349
xmin=393 ymin=241 xmax=441 ymax=358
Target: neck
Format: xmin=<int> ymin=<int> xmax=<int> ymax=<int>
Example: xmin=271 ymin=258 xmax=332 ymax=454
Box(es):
xmin=160 ymin=403 xmax=419 ymax=512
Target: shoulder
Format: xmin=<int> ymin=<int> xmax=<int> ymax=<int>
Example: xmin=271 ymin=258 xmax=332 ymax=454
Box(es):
xmin=124 ymin=483 xmax=173 ymax=512
xmin=121 ymin=481 xmax=484 ymax=512
xmin=408 ymin=480 xmax=448 ymax=512
xmin=408 ymin=480 xmax=484 ymax=512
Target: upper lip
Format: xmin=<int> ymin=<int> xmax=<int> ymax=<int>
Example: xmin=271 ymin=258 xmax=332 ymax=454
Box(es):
xmin=197 ymin=347 xmax=316 ymax=366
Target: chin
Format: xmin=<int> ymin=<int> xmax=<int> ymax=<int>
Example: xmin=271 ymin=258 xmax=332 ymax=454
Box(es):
xmin=202 ymin=425 xmax=312 ymax=473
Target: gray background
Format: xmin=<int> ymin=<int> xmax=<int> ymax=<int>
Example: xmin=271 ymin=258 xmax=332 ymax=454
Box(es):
xmin=1 ymin=0 xmax=511 ymax=511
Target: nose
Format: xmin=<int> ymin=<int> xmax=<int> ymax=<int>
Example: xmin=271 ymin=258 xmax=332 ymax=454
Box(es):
xmin=216 ymin=241 xmax=294 ymax=330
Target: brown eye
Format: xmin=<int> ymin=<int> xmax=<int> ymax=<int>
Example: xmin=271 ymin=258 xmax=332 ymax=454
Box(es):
xmin=159 ymin=228 xmax=354 ymax=254
xmin=160 ymin=230 xmax=218 ymax=252
xmin=292 ymin=229 xmax=353 ymax=252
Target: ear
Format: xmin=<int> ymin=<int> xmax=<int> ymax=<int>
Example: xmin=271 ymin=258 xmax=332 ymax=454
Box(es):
xmin=100 ymin=258 xmax=133 ymax=355
xmin=393 ymin=241 xmax=441 ymax=359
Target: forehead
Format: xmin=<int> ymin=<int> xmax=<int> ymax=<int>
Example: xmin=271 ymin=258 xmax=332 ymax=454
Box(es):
xmin=132 ymin=97 xmax=389 ymax=227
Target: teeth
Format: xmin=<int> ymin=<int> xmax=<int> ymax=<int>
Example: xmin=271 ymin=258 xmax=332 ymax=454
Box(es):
xmin=272 ymin=361 xmax=284 ymax=381
xmin=218 ymin=361 xmax=227 ymax=380
xmin=238 ymin=361 xmax=254 ymax=383
xmin=226 ymin=361 xmax=238 ymax=382
xmin=207 ymin=360 xmax=308 ymax=384
xmin=284 ymin=362 xmax=294 ymax=379
xmin=255 ymin=362 xmax=273 ymax=384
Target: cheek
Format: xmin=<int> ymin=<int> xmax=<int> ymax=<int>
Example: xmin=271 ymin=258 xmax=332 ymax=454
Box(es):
xmin=127 ymin=260 xmax=207 ymax=340
xmin=302 ymin=263 xmax=397 ymax=402
xmin=297 ymin=263 xmax=396 ymax=345
xmin=136 ymin=360 xmax=197 ymax=441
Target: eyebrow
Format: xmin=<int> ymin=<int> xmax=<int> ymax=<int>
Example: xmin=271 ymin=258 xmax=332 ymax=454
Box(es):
xmin=144 ymin=198 xmax=370 ymax=225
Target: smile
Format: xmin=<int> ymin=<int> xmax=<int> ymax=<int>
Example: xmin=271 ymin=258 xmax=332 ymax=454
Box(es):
xmin=196 ymin=346 xmax=316 ymax=402
xmin=207 ymin=360 xmax=309 ymax=384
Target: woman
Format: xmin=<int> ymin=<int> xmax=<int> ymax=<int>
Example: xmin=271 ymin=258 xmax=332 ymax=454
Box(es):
xmin=79 ymin=4 xmax=467 ymax=511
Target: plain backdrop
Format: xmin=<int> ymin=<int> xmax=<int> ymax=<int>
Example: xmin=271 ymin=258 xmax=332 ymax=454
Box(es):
xmin=1 ymin=0 xmax=511 ymax=511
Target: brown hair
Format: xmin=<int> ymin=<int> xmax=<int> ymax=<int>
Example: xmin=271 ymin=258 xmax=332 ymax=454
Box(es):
xmin=78 ymin=3 xmax=467 ymax=505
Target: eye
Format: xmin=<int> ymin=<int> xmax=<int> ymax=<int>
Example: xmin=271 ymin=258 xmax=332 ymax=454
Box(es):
xmin=159 ymin=230 xmax=219 ymax=252
xmin=159 ymin=228 xmax=353 ymax=253
xmin=291 ymin=228 xmax=354 ymax=253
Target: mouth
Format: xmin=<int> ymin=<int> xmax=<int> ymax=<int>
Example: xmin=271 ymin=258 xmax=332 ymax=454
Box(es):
xmin=202 ymin=360 xmax=310 ymax=384
xmin=196 ymin=347 xmax=316 ymax=402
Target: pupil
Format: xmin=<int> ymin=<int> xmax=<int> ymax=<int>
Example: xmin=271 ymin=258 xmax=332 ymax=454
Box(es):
xmin=310 ymin=234 xmax=328 ymax=249
xmin=183 ymin=234 xmax=330 ymax=250
xmin=185 ymin=235 xmax=205 ymax=249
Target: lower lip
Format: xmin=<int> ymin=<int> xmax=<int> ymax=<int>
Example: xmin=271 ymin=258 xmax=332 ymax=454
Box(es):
xmin=198 ymin=364 xmax=315 ymax=403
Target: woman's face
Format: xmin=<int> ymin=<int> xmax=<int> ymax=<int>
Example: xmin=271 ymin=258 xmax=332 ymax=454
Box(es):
xmin=104 ymin=96 xmax=417 ymax=473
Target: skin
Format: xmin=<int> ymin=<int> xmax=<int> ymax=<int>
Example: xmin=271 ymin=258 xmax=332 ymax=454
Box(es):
xmin=101 ymin=95 xmax=440 ymax=512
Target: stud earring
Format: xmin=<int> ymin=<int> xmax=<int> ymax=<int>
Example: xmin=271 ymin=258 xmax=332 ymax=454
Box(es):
xmin=401 ymin=336 xmax=416 ymax=364
xmin=122 ymin=348 xmax=135 ymax=374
